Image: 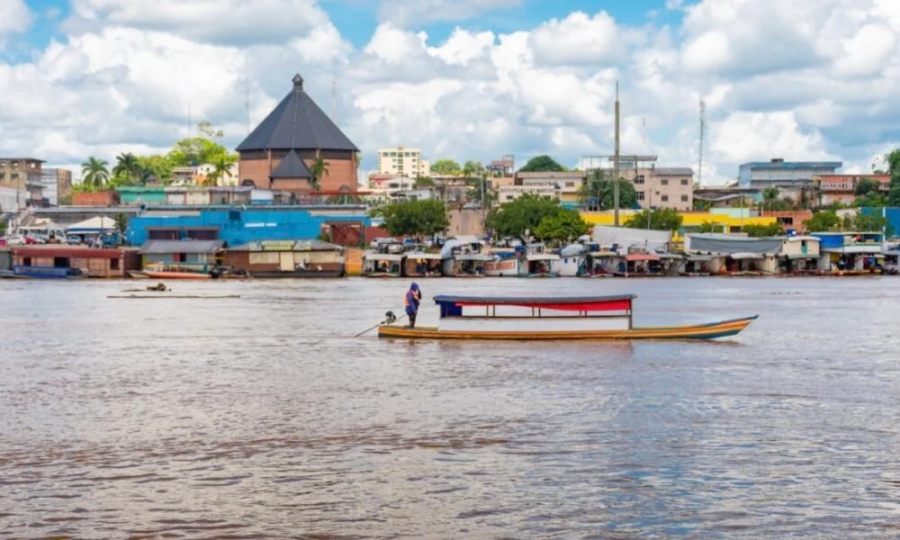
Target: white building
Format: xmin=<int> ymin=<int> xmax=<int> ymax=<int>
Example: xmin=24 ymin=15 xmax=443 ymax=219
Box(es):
xmin=377 ymin=147 xmax=431 ymax=178
xmin=498 ymin=184 xmax=559 ymax=203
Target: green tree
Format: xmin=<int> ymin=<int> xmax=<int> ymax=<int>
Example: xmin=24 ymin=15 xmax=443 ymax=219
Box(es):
xmin=534 ymin=209 xmax=590 ymax=245
xmin=741 ymin=223 xmax=785 ymax=237
xmin=415 ymin=176 xmax=435 ymax=188
xmin=804 ymin=210 xmax=841 ymax=232
xmin=462 ymin=160 xmax=484 ymax=179
xmin=519 ymin=155 xmax=565 ymax=173
xmin=372 ymin=199 xmax=450 ymax=239
xmin=886 ymin=149 xmax=900 ymax=206
xmin=855 ymin=179 xmax=880 ymax=196
xmin=580 ymin=170 xmax=639 ymax=210
xmin=114 ymin=213 xmax=129 ymax=235
xmin=698 ymin=220 xmax=722 ymax=233
xmin=309 ymin=156 xmax=330 ymax=191
xmin=205 ymin=154 xmax=236 ymax=187
xmin=431 ymin=159 xmax=461 ymax=176
xmin=81 ymin=157 xmax=110 ymax=189
xmin=136 ymin=155 xmax=174 ymax=183
xmin=761 ymin=187 xmax=780 ymax=212
xmin=485 ymin=194 xmax=563 ymax=241
xmin=112 ymin=152 xmax=142 ymax=185
xmin=624 ymin=208 xmax=683 ymax=231
xmin=853 ymin=213 xmax=891 ymax=234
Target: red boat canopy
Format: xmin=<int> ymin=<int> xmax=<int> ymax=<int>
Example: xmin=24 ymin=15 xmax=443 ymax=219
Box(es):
xmin=434 ymin=294 xmax=634 ymax=313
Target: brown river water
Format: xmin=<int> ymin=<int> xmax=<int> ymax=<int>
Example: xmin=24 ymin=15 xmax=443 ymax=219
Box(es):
xmin=2 ymin=277 xmax=900 ymax=538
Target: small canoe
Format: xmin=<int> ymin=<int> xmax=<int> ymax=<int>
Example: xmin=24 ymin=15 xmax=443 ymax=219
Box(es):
xmin=377 ymin=294 xmax=757 ymax=341
xmin=144 ymin=271 xmax=211 ymax=280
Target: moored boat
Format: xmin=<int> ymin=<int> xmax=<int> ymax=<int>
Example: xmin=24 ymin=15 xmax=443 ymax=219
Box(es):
xmin=483 ymin=255 xmax=521 ymax=277
xmin=144 ymin=270 xmax=212 ymax=280
xmin=7 ymin=265 xmax=87 ymax=280
xmin=378 ymin=294 xmax=757 ymax=341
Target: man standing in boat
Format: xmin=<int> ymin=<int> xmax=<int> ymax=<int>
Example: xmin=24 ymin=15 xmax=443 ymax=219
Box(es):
xmin=405 ymin=282 xmax=421 ymax=328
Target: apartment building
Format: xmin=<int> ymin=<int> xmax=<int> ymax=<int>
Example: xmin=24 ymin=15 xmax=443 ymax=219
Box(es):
xmin=41 ymin=168 xmax=73 ymax=206
xmin=377 ymin=147 xmax=431 ymax=177
xmin=619 ymin=167 xmax=694 ymax=211
xmin=515 ymin=171 xmax=586 ymax=208
xmin=0 ymin=158 xmax=44 ymax=207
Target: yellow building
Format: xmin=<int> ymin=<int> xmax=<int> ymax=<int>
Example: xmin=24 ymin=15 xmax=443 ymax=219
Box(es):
xmin=581 ymin=210 xmax=778 ymax=240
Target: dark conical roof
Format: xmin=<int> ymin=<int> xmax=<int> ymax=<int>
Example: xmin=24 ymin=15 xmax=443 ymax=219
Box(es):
xmin=269 ymin=150 xmax=313 ymax=179
xmin=237 ymin=74 xmax=358 ymax=153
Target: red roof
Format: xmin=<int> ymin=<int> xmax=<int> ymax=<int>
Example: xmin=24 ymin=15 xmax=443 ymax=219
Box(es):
xmin=625 ymin=253 xmax=660 ymax=262
xmin=12 ymin=247 xmax=123 ymax=259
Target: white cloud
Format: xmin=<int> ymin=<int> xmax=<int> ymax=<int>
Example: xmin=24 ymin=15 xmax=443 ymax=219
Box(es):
xmin=427 ymin=28 xmax=495 ymax=66
xmin=378 ymin=0 xmax=523 ymax=27
xmin=0 ymin=0 xmax=32 ymax=48
xmin=66 ymin=0 xmax=330 ymax=44
xmin=833 ymin=23 xmax=896 ymax=77
xmin=711 ymin=111 xmax=835 ymax=165
xmin=529 ymin=11 xmax=624 ymax=65
xmin=2 ymin=0 xmax=900 ymax=188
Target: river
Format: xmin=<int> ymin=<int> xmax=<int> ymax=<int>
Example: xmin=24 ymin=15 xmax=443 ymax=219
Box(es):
xmin=1 ymin=277 xmax=899 ymax=538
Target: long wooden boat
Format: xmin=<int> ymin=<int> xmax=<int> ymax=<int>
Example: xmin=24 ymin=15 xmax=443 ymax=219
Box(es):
xmin=144 ymin=270 xmax=212 ymax=280
xmin=7 ymin=265 xmax=87 ymax=280
xmin=378 ymin=294 xmax=757 ymax=341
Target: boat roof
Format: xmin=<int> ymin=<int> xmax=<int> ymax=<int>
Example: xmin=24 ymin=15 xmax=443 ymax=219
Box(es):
xmin=406 ymin=252 xmax=442 ymax=260
xmin=434 ymin=294 xmax=635 ymax=307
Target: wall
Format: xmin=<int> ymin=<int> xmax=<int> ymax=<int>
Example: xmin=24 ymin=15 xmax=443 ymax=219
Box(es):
xmin=73 ymin=191 xmax=119 ymax=206
xmin=448 ymin=209 xmax=486 ymax=237
xmin=118 ymin=188 xmax=168 ymax=205
xmin=127 ymin=208 xmax=373 ymax=246
xmin=240 ymin=155 xmax=357 ymax=192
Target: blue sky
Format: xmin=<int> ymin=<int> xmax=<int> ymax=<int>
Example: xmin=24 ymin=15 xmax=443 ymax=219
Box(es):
xmin=1 ymin=0 xmax=899 ymax=182
xmin=9 ymin=0 xmax=683 ymax=58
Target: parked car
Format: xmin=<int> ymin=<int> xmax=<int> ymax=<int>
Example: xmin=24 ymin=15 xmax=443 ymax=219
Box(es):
xmin=66 ymin=235 xmax=83 ymax=245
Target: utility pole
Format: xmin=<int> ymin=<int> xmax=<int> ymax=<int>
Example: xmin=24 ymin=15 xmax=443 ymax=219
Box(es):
xmin=614 ymin=81 xmax=621 ymax=226
xmin=698 ymin=99 xmax=706 ymax=187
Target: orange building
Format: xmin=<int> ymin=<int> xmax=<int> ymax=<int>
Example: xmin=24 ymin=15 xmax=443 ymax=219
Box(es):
xmin=237 ymin=74 xmax=359 ymax=194
xmin=815 ymin=174 xmax=890 ymax=206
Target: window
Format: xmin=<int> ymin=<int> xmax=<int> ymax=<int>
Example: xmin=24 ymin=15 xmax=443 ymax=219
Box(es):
xmin=634 ymin=175 xmax=645 ymax=185
xmin=661 ymin=195 xmax=669 ymax=202
xmin=681 ymin=178 xmax=689 ymax=186
xmin=110 ymin=258 xmax=120 ymax=270
xmin=681 ymin=195 xmax=688 ymax=202
xmin=637 ymin=191 xmax=645 ymax=201
xmin=565 ymin=182 xmax=575 ymax=188
xmin=660 ymin=179 xmax=669 ymax=186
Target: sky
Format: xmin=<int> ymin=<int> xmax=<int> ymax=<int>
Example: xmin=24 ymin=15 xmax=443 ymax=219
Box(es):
xmin=2 ymin=0 xmax=900 ymax=184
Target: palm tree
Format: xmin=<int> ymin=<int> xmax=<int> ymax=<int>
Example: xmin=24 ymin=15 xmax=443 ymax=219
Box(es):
xmin=309 ymin=156 xmax=329 ymax=191
xmin=113 ymin=152 xmax=141 ymax=183
xmin=205 ymin=156 xmax=233 ymax=187
xmin=762 ymin=187 xmax=780 ymax=213
xmin=81 ymin=157 xmax=110 ymax=189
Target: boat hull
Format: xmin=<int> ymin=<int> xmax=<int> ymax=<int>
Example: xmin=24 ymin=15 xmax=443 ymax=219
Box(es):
xmin=483 ymin=258 xmax=521 ymax=277
xmin=144 ymin=271 xmax=211 ymax=280
xmin=378 ymin=316 xmax=758 ymax=341
xmin=245 ymin=270 xmax=344 ymax=278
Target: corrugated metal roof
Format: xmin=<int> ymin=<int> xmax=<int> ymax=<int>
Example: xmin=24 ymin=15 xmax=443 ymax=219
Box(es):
xmin=269 ymin=150 xmax=313 ymax=179
xmin=229 ymin=239 xmax=342 ymax=252
xmin=139 ymin=240 xmax=223 ymax=254
xmin=236 ymin=74 xmax=359 ymax=153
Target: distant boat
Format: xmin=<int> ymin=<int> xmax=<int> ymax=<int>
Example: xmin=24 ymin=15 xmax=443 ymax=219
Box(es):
xmin=378 ymin=294 xmax=757 ymax=341
xmin=6 ymin=265 xmax=87 ymax=280
xmin=144 ymin=271 xmax=211 ymax=280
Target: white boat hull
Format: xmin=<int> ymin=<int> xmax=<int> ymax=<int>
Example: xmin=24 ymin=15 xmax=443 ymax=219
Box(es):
xmin=483 ymin=258 xmax=522 ymax=277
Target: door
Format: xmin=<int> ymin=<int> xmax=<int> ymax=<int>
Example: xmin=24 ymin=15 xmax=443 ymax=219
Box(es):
xmin=279 ymin=252 xmax=294 ymax=272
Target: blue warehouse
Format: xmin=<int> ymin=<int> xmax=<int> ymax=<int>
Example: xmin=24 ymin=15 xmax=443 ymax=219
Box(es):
xmin=126 ymin=205 xmax=373 ymax=246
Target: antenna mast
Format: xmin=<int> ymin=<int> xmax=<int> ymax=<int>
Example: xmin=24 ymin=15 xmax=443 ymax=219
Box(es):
xmin=245 ymin=78 xmax=251 ymax=135
xmin=613 ymin=81 xmax=620 ymax=227
xmin=698 ymin=99 xmax=706 ymax=186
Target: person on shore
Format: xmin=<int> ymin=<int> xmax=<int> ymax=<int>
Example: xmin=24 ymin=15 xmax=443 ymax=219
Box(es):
xmin=405 ymin=282 xmax=421 ymax=328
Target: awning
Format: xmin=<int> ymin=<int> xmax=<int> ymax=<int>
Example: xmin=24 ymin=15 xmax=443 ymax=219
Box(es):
xmin=526 ymin=254 xmax=560 ymax=261
xmin=406 ymin=253 xmax=442 ymax=260
xmin=730 ymin=253 xmax=765 ymax=260
xmin=625 ymin=253 xmax=660 ymax=262
xmin=655 ymin=252 xmax=684 ymax=260
xmin=365 ymin=252 xmax=404 ymax=262
xmin=687 ymin=255 xmax=716 ymax=262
